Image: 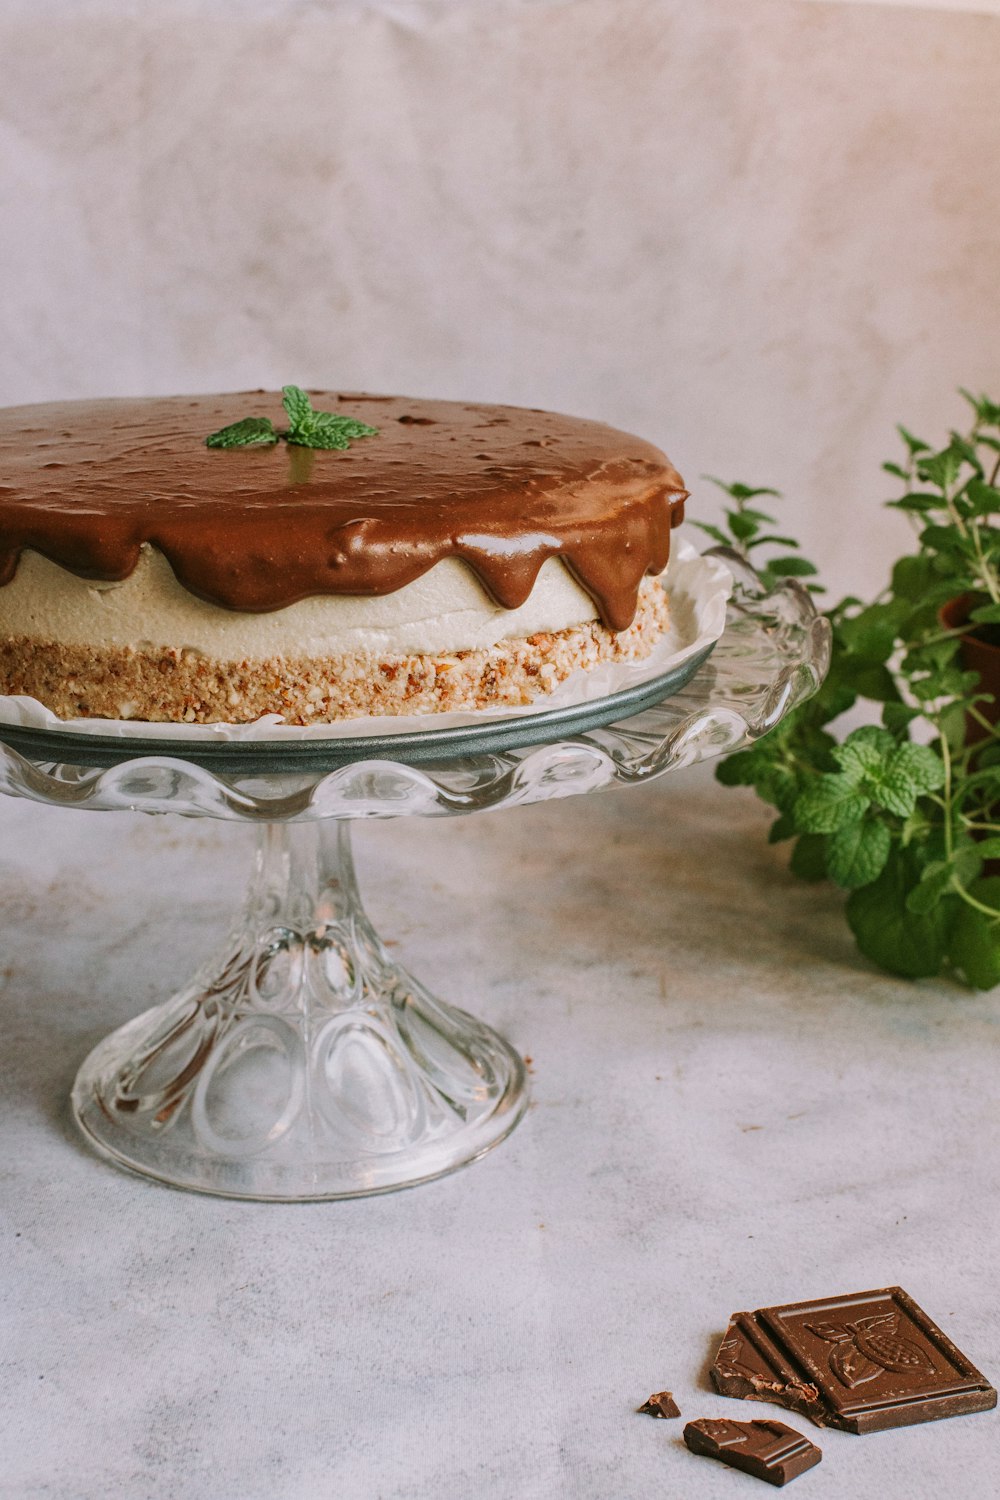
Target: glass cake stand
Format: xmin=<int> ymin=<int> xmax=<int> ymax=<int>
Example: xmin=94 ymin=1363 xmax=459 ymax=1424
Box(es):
xmin=0 ymin=551 xmax=829 ymax=1201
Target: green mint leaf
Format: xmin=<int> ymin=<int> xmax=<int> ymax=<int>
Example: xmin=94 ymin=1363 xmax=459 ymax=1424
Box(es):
xmin=890 ymin=553 xmax=936 ymax=602
xmin=789 ymin=832 xmax=829 ymax=881
xmin=321 ymin=414 xmax=378 ymax=441
xmin=866 ymin=762 xmax=918 ymax=819
xmin=767 ymin=812 xmax=797 ymax=844
xmin=959 ymin=390 xmax=1000 ymax=426
xmin=750 ymin=534 xmax=800 ymax=548
xmin=832 ymin=726 xmax=896 ymax=782
xmin=846 ymin=855 xmax=954 ymax=979
xmin=905 ymin=864 xmax=953 ymax=916
xmin=882 ymin=702 xmax=922 ymax=735
xmin=918 ymin=446 xmax=963 ymax=493
xmin=714 ymin=749 xmax=763 ymax=787
xmin=890 ymin=742 xmax=945 ymax=793
xmin=839 ymin=600 xmax=909 ymax=665
xmin=287 ymin=415 xmax=349 ymax=450
xmin=703 ymin=477 xmax=781 ymax=501
xmin=726 ymin=511 xmax=761 ymax=543
xmin=847 ymin=664 xmax=901 ymax=703
xmin=766 ymin=556 xmax=819 ymax=578
xmin=948 ymin=876 xmax=1000 ymax=989
xmin=826 ymin=816 xmax=892 ymax=889
xmin=794 ymin=774 xmax=870 ymax=833
xmin=281 ymin=384 xmax=314 ymax=434
xmin=886 ymin=493 xmax=942 ymax=515
xmin=286 ymin=412 xmax=379 ymax=450
xmin=948 ymin=431 xmax=984 ymax=473
xmin=205 ymin=416 xmax=279 ymax=449
xmin=897 ymin=424 xmax=930 ymax=456
xmin=917 ymin=525 xmax=969 ymax=564
xmin=733 ymin=506 xmax=777 ymax=526
xmin=965 ymin=837 xmax=1000 ymax=862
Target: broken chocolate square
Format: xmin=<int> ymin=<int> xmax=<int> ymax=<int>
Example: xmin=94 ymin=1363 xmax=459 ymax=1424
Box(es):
xmin=710 ymin=1286 xmax=996 ymax=1434
xmin=637 ymin=1389 xmax=681 ymax=1418
xmin=684 ymin=1418 xmax=821 ymax=1486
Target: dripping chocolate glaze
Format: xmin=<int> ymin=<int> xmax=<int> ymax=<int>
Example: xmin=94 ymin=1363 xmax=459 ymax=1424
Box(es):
xmin=0 ymin=392 xmax=687 ymax=631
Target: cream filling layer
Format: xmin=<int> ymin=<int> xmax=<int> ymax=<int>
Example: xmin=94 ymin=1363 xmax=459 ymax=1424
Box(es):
xmin=0 ymin=545 xmax=606 ymax=657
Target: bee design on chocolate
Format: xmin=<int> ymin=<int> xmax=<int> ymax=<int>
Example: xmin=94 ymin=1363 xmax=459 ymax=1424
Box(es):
xmin=806 ymin=1313 xmax=938 ymax=1389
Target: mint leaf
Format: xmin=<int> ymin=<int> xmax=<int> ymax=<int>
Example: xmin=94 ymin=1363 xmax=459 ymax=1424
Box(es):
xmin=205 ymin=416 xmax=278 ymax=449
xmin=832 ymin=726 xmax=896 ymax=782
xmin=949 ymin=877 xmax=1000 ymax=989
xmin=867 ymin=762 xmax=919 ymax=819
xmin=794 ymin=774 xmax=869 ymax=833
xmin=727 ymin=510 xmax=762 ymax=542
xmin=897 ymin=424 xmax=930 ymax=456
xmin=789 ymin=833 xmax=828 ymax=881
xmin=839 ymin=600 xmax=910 ymax=664
xmin=890 ymin=742 xmax=945 ymax=793
xmin=905 ymin=864 xmax=953 ymax=916
xmin=846 ymin=856 xmax=954 ymax=979
xmin=287 ymin=412 xmax=379 ymax=449
xmin=918 ymin=446 xmax=963 ymax=492
xmin=826 ymin=817 xmax=891 ymax=889
xmin=767 ymin=812 xmax=797 ymax=844
xmin=281 ymin=384 xmax=313 ymax=434
xmin=714 ymin=749 xmax=763 ymax=787
xmin=965 ymin=837 xmax=1000 ymax=862
xmin=882 ymin=702 xmax=922 ymax=734
xmin=703 ymin=477 xmax=781 ymax=501
xmin=766 ymin=556 xmax=819 ymax=578
xmin=966 ymin=479 xmax=1000 ymax=517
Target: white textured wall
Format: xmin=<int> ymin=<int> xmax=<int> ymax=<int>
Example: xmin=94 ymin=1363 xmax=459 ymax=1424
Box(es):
xmin=1 ymin=0 xmax=998 ymax=599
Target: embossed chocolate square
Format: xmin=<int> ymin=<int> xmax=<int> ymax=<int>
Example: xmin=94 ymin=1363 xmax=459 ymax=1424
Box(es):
xmin=711 ymin=1286 xmax=996 ymax=1434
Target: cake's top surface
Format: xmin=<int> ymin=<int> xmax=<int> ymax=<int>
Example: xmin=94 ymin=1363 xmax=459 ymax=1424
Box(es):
xmin=0 ymin=391 xmax=687 ymax=629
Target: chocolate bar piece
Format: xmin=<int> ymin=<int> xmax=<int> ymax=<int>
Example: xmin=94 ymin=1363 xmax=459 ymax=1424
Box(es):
xmin=684 ymin=1418 xmax=821 ymax=1487
xmin=637 ymin=1390 xmax=681 ymax=1418
xmin=711 ymin=1286 xmax=996 ymax=1434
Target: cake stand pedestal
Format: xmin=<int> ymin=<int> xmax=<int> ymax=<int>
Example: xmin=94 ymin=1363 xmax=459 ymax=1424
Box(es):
xmin=0 ymin=552 xmax=828 ymax=1200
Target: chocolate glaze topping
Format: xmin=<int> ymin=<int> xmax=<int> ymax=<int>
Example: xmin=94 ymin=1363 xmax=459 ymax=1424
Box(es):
xmin=0 ymin=392 xmax=687 ymax=630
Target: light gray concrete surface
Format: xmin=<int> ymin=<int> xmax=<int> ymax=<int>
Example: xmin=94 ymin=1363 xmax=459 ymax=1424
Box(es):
xmin=1 ymin=762 xmax=997 ymax=1498
xmin=2 ymin=0 xmax=1000 ymax=605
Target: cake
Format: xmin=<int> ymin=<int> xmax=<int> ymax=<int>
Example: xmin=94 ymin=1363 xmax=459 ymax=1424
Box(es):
xmin=0 ymin=390 xmax=688 ymax=724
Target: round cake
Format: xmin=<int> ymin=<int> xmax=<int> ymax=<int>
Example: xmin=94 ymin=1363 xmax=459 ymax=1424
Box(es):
xmin=0 ymin=391 xmax=688 ymax=723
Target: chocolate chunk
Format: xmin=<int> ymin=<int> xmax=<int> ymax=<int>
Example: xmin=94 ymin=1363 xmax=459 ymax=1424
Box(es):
xmin=711 ymin=1286 xmax=996 ymax=1434
xmin=684 ymin=1418 xmax=821 ymax=1486
xmin=637 ymin=1390 xmax=681 ymax=1418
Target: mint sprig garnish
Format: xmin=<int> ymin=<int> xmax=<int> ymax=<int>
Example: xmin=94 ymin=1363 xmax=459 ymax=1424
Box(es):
xmin=711 ymin=388 xmax=1000 ymax=988
xmin=205 ymin=416 xmax=279 ymax=449
xmin=205 ymin=386 xmax=378 ymax=451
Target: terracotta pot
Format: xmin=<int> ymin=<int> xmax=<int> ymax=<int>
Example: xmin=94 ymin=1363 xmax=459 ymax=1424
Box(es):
xmin=939 ymin=593 xmax=1000 ymax=734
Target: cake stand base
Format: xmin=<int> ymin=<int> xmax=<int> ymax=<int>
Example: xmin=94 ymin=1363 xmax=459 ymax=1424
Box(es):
xmin=71 ymin=821 xmax=527 ymax=1200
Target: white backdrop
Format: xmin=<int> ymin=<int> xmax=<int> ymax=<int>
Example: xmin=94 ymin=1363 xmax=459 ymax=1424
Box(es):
xmin=1 ymin=0 xmax=999 ymax=600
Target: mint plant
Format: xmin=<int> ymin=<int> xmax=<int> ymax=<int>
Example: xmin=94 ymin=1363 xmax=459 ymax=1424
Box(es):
xmin=703 ymin=391 xmax=1000 ymax=987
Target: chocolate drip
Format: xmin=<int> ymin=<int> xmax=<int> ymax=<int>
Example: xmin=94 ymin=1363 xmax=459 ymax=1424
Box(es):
xmin=0 ymin=392 xmax=687 ymax=629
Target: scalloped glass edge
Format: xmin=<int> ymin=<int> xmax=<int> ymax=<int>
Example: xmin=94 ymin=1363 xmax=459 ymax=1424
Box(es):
xmin=0 ymin=550 xmax=831 ymax=822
